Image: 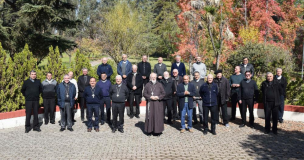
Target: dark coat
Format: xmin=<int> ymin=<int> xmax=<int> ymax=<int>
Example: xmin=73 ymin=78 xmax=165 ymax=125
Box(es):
xmin=57 ymin=82 xmax=76 ymax=108
xmin=275 ymin=75 xmax=287 ymax=97
xmin=126 ymin=72 xmax=143 ymax=95
xmin=213 ymin=77 xmax=230 ymax=105
xmin=97 ymin=63 xmax=113 ymax=80
xmin=199 ymin=82 xmax=218 ymax=107
xmin=160 ymin=78 xmax=175 ymax=100
xmin=77 ymin=75 xmax=92 ymax=97
xmin=109 ymin=83 xmax=129 ymax=103
xmin=172 ymin=76 xmax=183 ymax=97
xmin=137 ymin=61 xmax=151 ymax=77
xmin=240 ymin=63 xmax=255 ymax=77
xmin=176 ymin=82 xmax=196 ymax=110
xmin=171 ymin=62 xmax=186 ymax=77
xmin=261 ymin=80 xmax=283 ymax=107
xmin=84 ymin=85 xmax=103 ymax=105
xmin=117 ymin=60 xmax=132 ymax=77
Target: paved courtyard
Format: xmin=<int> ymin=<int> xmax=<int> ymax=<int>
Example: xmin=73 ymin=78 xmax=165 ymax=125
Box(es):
xmin=0 ymin=115 xmax=304 ymax=160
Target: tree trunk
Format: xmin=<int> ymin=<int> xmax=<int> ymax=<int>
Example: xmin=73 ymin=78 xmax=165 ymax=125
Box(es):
xmin=264 ymin=0 xmax=269 ymax=43
xmin=244 ymin=0 xmax=248 ymax=28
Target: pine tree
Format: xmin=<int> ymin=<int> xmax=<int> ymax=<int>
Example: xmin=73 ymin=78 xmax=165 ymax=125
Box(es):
xmin=44 ymin=46 xmax=67 ymax=82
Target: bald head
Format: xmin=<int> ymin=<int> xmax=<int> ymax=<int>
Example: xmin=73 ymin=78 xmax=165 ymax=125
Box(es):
xmin=102 ymin=57 xmax=108 ymax=64
xmin=207 ymin=74 xmax=214 ymax=84
xmin=234 ymin=66 xmax=240 ymax=74
xmin=158 ymin=57 xmax=163 ymax=64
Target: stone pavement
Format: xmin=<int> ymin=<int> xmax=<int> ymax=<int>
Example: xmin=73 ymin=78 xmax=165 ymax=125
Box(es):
xmin=0 ymin=115 xmax=304 ymax=160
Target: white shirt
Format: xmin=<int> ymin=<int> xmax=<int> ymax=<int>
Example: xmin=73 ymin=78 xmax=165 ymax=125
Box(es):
xmin=176 ymin=62 xmax=180 ymax=67
xmin=159 ymin=63 xmax=162 ymax=67
xmin=277 ymin=75 xmax=282 ymax=80
xmin=244 ymin=64 xmax=247 ymax=68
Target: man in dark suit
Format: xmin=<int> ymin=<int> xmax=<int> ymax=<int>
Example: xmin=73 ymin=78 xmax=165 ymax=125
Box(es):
xmin=172 ymin=69 xmax=183 ymax=121
xmin=137 ymin=55 xmax=151 ymax=86
xmin=171 ymin=55 xmax=186 ymax=77
xmin=275 ymin=68 xmax=287 ymax=123
xmin=240 ymin=57 xmax=255 ymax=77
xmin=160 ymin=71 xmax=175 ymax=124
xmin=127 ymin=65 xmax=143 ymax=118
xmin=177 ymin=75 xmax=196 ymax=133
xmin=77 ymin=68 xmax=92 ymax=121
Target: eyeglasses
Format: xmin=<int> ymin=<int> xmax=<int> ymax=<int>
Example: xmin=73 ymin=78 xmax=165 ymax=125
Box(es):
xmin=245 ymin=74 xmax=251 ymax=76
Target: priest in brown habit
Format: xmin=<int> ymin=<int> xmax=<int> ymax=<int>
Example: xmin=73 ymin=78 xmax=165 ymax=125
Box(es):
xmin=143 ymin=73 xmax=166 ymax=136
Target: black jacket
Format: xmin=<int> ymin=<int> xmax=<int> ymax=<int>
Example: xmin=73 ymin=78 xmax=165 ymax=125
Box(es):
xmin=21 ymin=79 xmax=42 ymax=101
xmin=137 ymin=61 xmax=151 ymax=77
xmin=214 ymin=77 xmax=230 ymax=105
xmin=160 ymin=78 xmax=175 ymax=100
xmin=238 ymin=79 xmax=259 ymax=101
xmin=126 ymin=72 xmax=143 ymax=95
xmin=78 ymin=75 xmax=92 ymax=97
xmin=110 ymin=83 xmax=129 ymax=103
xmin=172 ymin=76 xmax=183 ymax=97
xmin=261 ymin=80 xmax=282 ymax=107
xmin=275 ymin=75 xmax=287 ymax=97
xmin=240 ymin=63 xmax=255 ymax=77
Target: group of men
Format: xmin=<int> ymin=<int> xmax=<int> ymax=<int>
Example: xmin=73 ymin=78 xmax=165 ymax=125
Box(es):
xmin=21 ymin=55 xmax=287 ymax=136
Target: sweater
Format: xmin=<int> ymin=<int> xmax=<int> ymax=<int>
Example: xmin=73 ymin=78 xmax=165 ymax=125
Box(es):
xmin=109 ymin=83 xmax=129 ymax=103
xmin=84 ymin=86 xmax=103 ymax=105
xmin=192 ymin=62 xmax=207 ymax=79
xmin=229 ymin=73 xmax=244 ymax=94
xmin=190 ymin=79 xmax=205 ymax=98
xmin=153 ymin=63 xmax=167 ymax=77
xmin=41 ymin=79 xmax=57 ymax=99
xmin=21 ymin=79 xmax=42 ymax=101
xmin=171 ymin=62 xmax=186 ymax=77
xmin=117 ymin=60 xmax=132 ymax=77
xmin=238 ymin=79 xmax=259 ymax=101
xmin=96 ymin=80 xmax=112 ymax=97
xmin=97 ymin=63 xmax=113 ymax=80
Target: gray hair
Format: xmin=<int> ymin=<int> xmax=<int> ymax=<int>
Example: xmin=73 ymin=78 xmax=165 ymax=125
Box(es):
xmin=30 ymin=70 xmax=36 ymax=74
xmin=207 ymin=74 xmax=214 ymax=78
xmin=115 ymin=75 xmax=122 ymax=79
xmin=63 ymin=74 xmax=69 ymax=78
xmin=193 ymin=71 xmax=200 ymax=75
xmin=163 ymin=71 xmax=169 ymax=76
xmin=82 ymin=68 xmax=88 ymax=71
xmin=173 ymin=69 xmax=179 ymax=73
xmin=276 ymin=68 xmax=282 ymax=72
xmin=132 ymin=64 xmax=138 ymax=68
xmin=150 ymin=72 xmax=157 ymax=78
xmin=175 ymin=55 xmax=181 ymax=58
xmin=122 ymin=54 xmax=127 ymax=57
xmin=266 ymin=72 xmax=273 ymax=76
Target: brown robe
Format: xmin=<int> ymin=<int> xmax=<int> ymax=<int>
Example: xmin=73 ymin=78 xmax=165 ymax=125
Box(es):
xmin=143 ymin=81 xmax=166 ymax=133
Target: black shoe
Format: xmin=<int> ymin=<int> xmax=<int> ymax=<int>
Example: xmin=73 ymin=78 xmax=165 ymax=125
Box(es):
xmin=60 ymin=128 xmax=65 ymax=132
xmin=81 ymin=118 xmax=84 ymax=121
xmin=100 ymin=121 xmax=105 ymax=125
xmin=230 ymin=118 xmax=235 ymax=121
xmin=112 ymin=128 xmax=116 ymax=133
xmin=45 ymin=122 xmax=48 ymax=125
xmin=72 ymin=120 xmax=76 ymax=122
xmin=167 ymin=120 xmax=173 ymax=124
xmin=239 ymin=124 xmax=245 ymax=128
xmin=279 ymin=119 xmax=284 ymax=123
xmin=135 ymin=115 xmax=140 ymax=118
xmin=25 ymin=129 xmax=30 ymax=133
xmin=249 ymin=124 xmax=255 ymax=128
xmin=203 ymin=130 xmax=208 ymax=135
xmin=50 ymin=122 xmax=55 ymax=124
xmin=33 ymin=128 xmax=41 ymax=132
xmin=273 ymin=131 xmax=278 ymax=135
xmin=264 ymin=131 xmax=270 ymax=134
xmin=130 ymin=115 xmax=134 ymax=119
xmin=68 ymin=128 xmax=73 ymax=132
xmin=212 ymin=130 xmax=216 ymax=135
xmin=193 ymin=121 xmax=198 ymax=125
xmin=118 ymin=128 xmax=124 ymax=133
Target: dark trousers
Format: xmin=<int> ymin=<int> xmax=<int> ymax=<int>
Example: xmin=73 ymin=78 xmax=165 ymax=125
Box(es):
xmin=163 ymin=99 xmax=172 ymax=122
xmin=87 ymin=105 xmax=99 ymax=129
xmin=172 ymin=96 xmax=180 ymax=119
xmin=143 ymin=78 xmax=149 ymax=86
xmin=264 ymin=101 xmax=279 ymax=133
xmin=241 ymin=98 xmax=254 ymax=125
xmin=25 ymin=101 xmax=39 ymax=130
xmin=231 ymin=92 xmax=241 ymax=119
xmin=278 ymin=95 xmax=285 ymax=121
xmin=112 ymin=103 xmax=125 ymax=129
xmin=78 ymin=97 xmax=88 ymax=120
xmin=43 ymin=98 xmax=56 ymax=124
xmin=71 ymin=103 xmax=76 ymax=121
xmin=100 ymin=97 xmax=111 ymax=122
xmin=129 ymin=92 xmax=141 ymax=116
xmin=203 ymin=105 xmax=217 ymax=132
xmin=216 ymin=103 xmax=228 ymax=125
xmin=60 ymin=102 xmax=72 ymax=129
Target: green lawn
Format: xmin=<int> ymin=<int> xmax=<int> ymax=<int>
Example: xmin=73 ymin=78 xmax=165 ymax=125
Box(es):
xmin=38 ymin=53 xmax=77 ymax=68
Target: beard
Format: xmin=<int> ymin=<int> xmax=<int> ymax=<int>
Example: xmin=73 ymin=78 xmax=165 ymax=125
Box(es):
xmin=152 ymin=80 xmax=156 ymax=84
xmin=164 ymin=76 xmax=169 ymax=80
